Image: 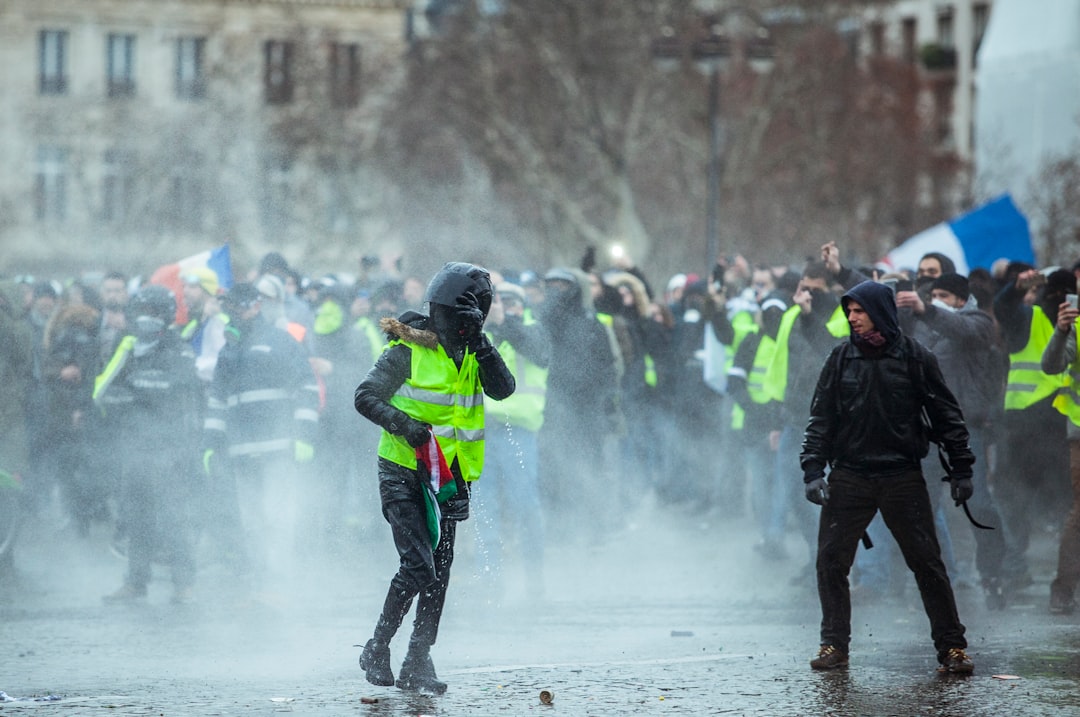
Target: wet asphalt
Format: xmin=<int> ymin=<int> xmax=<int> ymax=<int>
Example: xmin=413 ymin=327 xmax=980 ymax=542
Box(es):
xmin=1 ymin=492 xmax=1078 ymax=716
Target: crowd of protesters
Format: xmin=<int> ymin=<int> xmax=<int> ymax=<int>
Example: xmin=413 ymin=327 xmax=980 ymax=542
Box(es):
xmin=0 ymin=241 xmax=1076 ymax=621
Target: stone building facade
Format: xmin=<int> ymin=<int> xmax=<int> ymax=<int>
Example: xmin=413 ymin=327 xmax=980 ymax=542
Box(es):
xmin=0 ymin=0 xmax=413 ymax=276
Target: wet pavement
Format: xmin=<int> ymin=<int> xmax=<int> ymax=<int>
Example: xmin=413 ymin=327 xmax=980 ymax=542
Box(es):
xmin=1 ymin=494 xmax=1078 ymax=716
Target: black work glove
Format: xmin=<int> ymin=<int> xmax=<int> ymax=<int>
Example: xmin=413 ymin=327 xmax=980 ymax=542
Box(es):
xmin=455 ymin=291 xmax=486 ymax=349
xmin=950 ymin=477 xmax=974 ymax=506
xmin=402 ymin=420 xmax=432 ymax=448
xmin=804 ymin=477 xmax=829 ymax=506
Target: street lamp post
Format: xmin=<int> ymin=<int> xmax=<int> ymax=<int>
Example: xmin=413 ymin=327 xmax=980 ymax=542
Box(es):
xmin=654 ymin=8 xmax=774 ymax=269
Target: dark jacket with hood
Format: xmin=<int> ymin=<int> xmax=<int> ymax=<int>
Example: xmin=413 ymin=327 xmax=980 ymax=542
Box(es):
xmin=801 ymin=280 xmax=974 ymax=482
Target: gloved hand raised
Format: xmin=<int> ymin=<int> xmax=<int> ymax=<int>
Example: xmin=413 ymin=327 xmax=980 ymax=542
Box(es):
xmin=455 ymin=291 xmax=486 ymax=347
xmin=950 ymin=477 xmax=974 ymax=506
xmin=804 ymin=477 xmax=829 ymax=505
xmin=403 ymin=420 xmax=433 ymax=448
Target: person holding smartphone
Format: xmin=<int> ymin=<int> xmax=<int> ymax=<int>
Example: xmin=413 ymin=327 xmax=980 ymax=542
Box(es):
xmin=892 ymin=273 xmax=1009 ymax=608
xmin=994 ymin=267 xmax=1075 ymax=599
xmin=1039 ymin=288 xmax=1080 ymax=615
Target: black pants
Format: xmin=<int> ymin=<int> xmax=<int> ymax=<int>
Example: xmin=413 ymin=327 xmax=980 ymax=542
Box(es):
xmin=817 ymin=468 xmax=966 ymax=662
xmin=372 ymin=458 xmax=467 ymax=650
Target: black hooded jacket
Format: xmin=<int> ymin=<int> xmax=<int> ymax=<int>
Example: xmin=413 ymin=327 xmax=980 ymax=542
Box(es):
xmin=800 ymin=280 xmax=974 ymax=482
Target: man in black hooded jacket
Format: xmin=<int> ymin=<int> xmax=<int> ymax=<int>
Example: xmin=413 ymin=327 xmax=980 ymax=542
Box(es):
xmin=800 ymin=280 xmax=975 ymax=674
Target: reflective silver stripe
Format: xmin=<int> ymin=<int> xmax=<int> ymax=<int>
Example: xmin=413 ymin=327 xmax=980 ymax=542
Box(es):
xmin=760 ymin=298 xmax=786 ymax=312
xmin=1010 ymin=361 xmax=1042 ymax=372
xmin=432 ymin=425 xmax=484 ymax=442
xmin=727 ymin=367 xmax=748 ymax=380
xmin=204 ymin=418 xmax=227 ymax=431
xmin=228 ymin=438 xmax=292 ymax=457
xmin=398 ymin=384 xmax=483 ymax=408
xmin=1006 ymin=382 xmax=1038 ymax=393
xmin=207 ymin=397 xmax=227 ymax=410
xmin=295 ymin=408 xmax=319 ymax=422
xmin=239 ymin=388 xmax=291 ymax=403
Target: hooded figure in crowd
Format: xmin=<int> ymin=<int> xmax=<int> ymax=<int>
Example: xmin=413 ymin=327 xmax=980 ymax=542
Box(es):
xmin=354 ymin=262 xmax=514 ymax=694
xmin=800 ymin=279 xmax=976 ymax=675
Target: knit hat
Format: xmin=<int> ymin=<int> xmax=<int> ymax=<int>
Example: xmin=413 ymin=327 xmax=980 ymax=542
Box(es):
xmin=930 ymin=272 xmax=969 ymax=300
xmin=495 ymin=281 xmax=527 ymax=304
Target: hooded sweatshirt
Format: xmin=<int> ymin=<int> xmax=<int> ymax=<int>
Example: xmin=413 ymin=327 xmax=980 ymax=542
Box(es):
xmin=801 ymin=280 xmax=974 ymax=482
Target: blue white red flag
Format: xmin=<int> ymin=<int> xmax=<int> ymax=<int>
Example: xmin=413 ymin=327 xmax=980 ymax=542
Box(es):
xmin=880 ymin=194 xmax=1035 ymax=275
xmin=149 ymin=245 xmax=233 ymax=325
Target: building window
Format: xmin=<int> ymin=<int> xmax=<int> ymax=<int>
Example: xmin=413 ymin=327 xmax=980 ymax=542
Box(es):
xmin=176 ymin=37 xmax=206 ymax=100
xmin=39 ymin=30 xmax=68 ymax=95
xmin=934 ymin=83 xmax=953 ymax=145
xmin=264 ymin=40 xmax=294 ymax=104
xmin=901 ymin=18 xmax=917 ymax=63
xmin=869 ymin=22 xmax=885 ymax=56
xmin=329 ymin=42 xmax=361 ymax=107
xmin=937 ymin=7 xmax=955 ymax=47
xmin=34 ymin=146 xmax=68 ymax=221
xmin=102 ymin=149 xmax=134 ymax=223
xmin=107 ymin=33 xmax=136 ymax=98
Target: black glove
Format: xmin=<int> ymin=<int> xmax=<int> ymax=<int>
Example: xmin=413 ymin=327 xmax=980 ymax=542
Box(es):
xmin=455 ymin=292 xmax=486 ymax=347
xmin=804 ymin=477 xmax=829 ymax=505
xmin=403 ymin=420 xmax=432 ymax=448
xmin=950 ymin=477 xmax=974 ymax=506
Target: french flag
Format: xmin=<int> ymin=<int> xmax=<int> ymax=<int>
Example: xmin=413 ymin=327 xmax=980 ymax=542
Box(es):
xmin=879 ymin=194 xmax=1035 ymax=275
xmin=148 ymin=244 xmax=233 ymax=325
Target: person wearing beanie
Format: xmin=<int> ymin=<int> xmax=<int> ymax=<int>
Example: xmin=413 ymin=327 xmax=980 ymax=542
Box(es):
xmin=1040 ymin=282 xmax=1080 ymax=615
xmin=915 ymin=252 xmax=958 ymax=292
xmin=892 ymin=272 xmax=1010 ymax=609
xmin=801 ymin=279 xmax=975 ymax=674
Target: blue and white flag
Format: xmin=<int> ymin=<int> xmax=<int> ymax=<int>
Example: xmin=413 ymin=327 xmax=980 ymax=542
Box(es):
xmin=880 ymin=194 xmax=1035 ymax=275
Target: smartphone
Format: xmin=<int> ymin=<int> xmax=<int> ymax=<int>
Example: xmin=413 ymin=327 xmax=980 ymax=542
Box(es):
xmin=896 ymin=279 xmax=914 ymax=292
xmin=1068 ymin=293 xmax=1078 ymax=309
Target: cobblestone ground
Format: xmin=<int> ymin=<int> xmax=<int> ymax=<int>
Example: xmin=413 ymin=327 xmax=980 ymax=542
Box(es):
xmin=2 ymin=492 xmax=1078 ymax=716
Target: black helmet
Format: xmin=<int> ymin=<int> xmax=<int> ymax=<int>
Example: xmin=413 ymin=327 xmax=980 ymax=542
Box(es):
xmin=127 ymin=284 xmax=176 ymax=325
xmin=424 ymin=262 xmax=493 ymax=316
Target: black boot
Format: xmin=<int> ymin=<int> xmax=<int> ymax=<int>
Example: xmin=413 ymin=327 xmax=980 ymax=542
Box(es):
xmin=396 ymin=646 xmax=447 ymax=694
xmin=359 ymin=639 xmax=395 ymax=686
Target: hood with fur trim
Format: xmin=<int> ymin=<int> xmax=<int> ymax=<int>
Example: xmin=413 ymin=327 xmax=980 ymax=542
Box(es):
xmin=379 ymin=315 xmax=439 ymax=350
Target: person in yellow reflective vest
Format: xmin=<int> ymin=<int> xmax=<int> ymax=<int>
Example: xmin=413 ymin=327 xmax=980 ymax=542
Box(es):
xmin=473 ymin=281 xmax=549 ymax=598
xmin=727 ymin=270 xmax=787 ymax=558
xmin=1041 ymin=291 xmax=1080 ymax=615
xmin=993 ymin=266 xmax=1073 ymax=596
xmin=354 ymin=262 xmax=515 ymax=694
xmin=764 ymin=246 xmax=866 ymax=583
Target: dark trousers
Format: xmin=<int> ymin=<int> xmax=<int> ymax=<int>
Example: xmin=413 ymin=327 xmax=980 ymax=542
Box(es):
xmin=1052 ymin=439 xmax=1080 ymax=600
xmin=121 ymin=471 xmax=195 ymax=591
xmin=373 ymin=459 xmax=465 ymax=651
xmin=817 ymin=468 xmax=966 ymax=662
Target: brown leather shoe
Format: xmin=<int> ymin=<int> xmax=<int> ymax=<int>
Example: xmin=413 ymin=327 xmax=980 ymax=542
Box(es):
xmin=810 ymin=644 xmax=848 ymax=670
